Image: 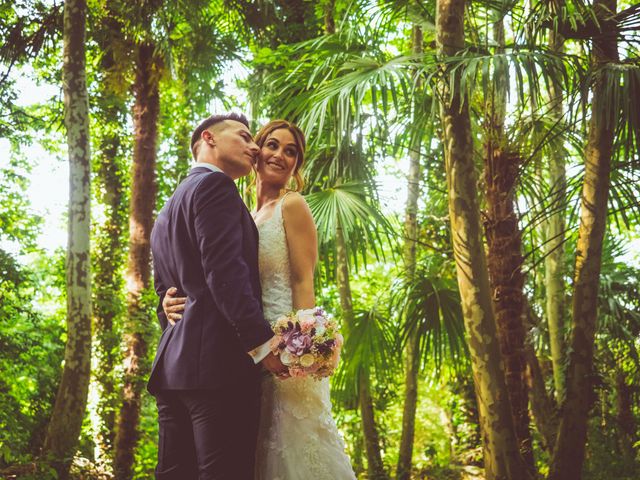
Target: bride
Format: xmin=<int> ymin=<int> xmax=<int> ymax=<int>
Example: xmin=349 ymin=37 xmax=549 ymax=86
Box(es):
xmin=163 ymin=120 xmax=356 ymax=479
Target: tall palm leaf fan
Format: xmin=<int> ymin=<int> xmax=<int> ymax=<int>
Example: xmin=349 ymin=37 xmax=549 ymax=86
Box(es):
xmin=332 ymin=307 xmax=399 ymax=407
xmin=391 ymin=263 xmax=468 ymax=376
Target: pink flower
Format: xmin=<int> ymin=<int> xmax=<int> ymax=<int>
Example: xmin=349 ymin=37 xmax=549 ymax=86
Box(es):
xmin=285 ymin=331 xmax=312 ymax=356
xmin=300 ymin=318 xmax=316 ymax=333
xmin=289 ymin=367 xmax=306 ymax=378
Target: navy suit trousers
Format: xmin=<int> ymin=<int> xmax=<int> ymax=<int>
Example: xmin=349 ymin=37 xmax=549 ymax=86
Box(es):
xmin=154 ymin=385 xmax=260 ymax=480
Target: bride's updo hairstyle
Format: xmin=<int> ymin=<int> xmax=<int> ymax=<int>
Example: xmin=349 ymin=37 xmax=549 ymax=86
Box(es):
xmin=254 ymin=120 xmax=306 ymax=192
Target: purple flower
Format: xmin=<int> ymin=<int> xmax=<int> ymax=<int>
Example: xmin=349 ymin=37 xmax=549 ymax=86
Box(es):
xmin=285 ymin=331 xmax=313 ymax=356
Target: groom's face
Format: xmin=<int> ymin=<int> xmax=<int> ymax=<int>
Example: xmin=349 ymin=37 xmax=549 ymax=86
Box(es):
xmin=208 ymin=120 xmax=259 ymax=179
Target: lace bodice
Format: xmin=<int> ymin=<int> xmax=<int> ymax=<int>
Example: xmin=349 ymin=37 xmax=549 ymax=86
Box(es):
xmin=256 ymin=197 xmax=293 ymax=325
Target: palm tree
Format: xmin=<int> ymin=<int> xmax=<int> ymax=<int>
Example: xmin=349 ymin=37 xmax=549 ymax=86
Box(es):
xmin=111 ymin=2 xmax=242 ymax=475
xmin=258 ymin=15 xmax=405 ymax=476
xmin=307 ymin=181 xmax=393 ymax=479
xmin=549 ymin=2 xmax=620 ymax=477
xmin=435 ymin=0 xmax=531 ymax=477
xmin=544 ymin=0 xmax=569 ymax=404
xmin=480 ymin=7 xmax=534 ymax=469
xmin=397 ymin=22 xmax=427 ymax=480
xmin=113 ymin=40 xmax=162 ymax=480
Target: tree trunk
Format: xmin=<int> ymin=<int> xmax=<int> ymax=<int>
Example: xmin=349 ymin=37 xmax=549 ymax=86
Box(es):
xmin=92 ymin=33 xmax=128 ymax=464
xmin=322 ymin=0 xmax=335 ymax=34
xmin=545 ymin=1 xmax=568 ymax=403
xmin=548 ymin=1 xmax=618 ymax=477
xmin=336 ymin=223 xmax=387 ymax=480
xmin=42 ymin=0 xmax=92 ymax=477
xmin=436 ymin=0 xmax=530 ymax=478
xmin=396 ymin=24 xmax=423 ymax=480
xmin=484 ymin=147 xmax=534 ymax=471
xmin=523 ymin=303 xmax=558 ymax=452
xmin=92 ymin=107 xmax=127 ymax=463
xmin=113 ymin=42 xmax=160 ymax=480
xmin=615 ymin=370 xmax=636 ymax=461
xmin=482 ymin=13 xmax=534 ymax=471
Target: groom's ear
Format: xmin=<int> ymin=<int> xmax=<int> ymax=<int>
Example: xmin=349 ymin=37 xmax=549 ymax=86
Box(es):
xmin=202 ymin=130 xmax=216 ymax=147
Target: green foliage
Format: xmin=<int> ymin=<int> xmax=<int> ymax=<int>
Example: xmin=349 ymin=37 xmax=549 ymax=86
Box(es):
xmin=1 ymin=0 xmax=640 ymax=477
xmin=0 ymin=162 xmax=65 ymax=468
xmin=392 ymin=257 xmax=468 ymax=375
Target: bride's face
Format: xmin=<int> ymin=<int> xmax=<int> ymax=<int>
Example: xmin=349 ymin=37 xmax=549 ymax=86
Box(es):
xmin=256 ymin=128 xmax=300 ymax=188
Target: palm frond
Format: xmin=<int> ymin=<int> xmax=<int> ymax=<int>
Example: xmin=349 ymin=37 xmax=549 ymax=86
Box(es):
xmin=332 ymin=306 xmax=400 ymax=405
xmin=306 ymin=182 xmax=394 ymax=269
xmin=391 ymin=261 xmax=469 ymax=376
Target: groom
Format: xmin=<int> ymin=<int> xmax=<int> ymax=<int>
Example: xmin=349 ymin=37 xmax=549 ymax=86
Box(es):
xmin=148 ymin=113 xmax=287 ymax=479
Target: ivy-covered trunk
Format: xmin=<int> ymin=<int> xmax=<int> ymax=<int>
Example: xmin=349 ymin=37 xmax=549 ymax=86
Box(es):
xmin=42 ymin=0 xmax=92 ymax=477
xmin=548 ymin=1 xmax=618 ymax=478
xmin=113 ymin=42 xmax=160 ymax=480
xmin=91 ymin=23 xmax=128 ymax=463
xmin=436 ymin=0 xmax=530 ymax=477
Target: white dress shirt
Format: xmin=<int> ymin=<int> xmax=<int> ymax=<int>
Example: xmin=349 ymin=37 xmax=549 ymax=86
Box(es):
xmin=193 ymin=161 xmax=272 ymax=364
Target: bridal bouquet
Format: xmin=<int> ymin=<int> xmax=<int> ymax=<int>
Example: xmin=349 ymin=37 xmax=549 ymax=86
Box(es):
xmin=270 ymin=307 xmax=343 ymax=379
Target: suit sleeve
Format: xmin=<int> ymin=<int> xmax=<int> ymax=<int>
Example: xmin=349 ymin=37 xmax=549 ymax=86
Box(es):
xmin=152 ymin=257 xmax=169 ymax=331
xmin=193 ymin=173 xmax=274 ymax=352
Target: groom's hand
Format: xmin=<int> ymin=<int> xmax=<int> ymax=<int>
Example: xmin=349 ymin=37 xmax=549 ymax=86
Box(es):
xmin=163 ymin=287 xmax=187 ymax=325
xmin=261 ymin=352 xmax=290 ymax=379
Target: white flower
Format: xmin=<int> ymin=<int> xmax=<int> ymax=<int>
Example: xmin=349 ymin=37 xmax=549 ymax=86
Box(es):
xmin=297 ymin=310 xmax=316 ymax=326
xmin=300 ymin=353 xmax=315 ymax=367
xmin=314 ymin=324 xmax=326 ymax=336
xmin=280 ymin=351 xmax=294 ymax=366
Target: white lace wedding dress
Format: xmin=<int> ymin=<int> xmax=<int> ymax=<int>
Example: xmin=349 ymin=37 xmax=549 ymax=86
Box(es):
xmin=254 ymin=196 xmax=356 ymax=480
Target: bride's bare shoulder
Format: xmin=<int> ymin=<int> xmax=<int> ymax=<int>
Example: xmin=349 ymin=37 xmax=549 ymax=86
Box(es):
xmin=282 ymin=192 xmax=316 ymax=232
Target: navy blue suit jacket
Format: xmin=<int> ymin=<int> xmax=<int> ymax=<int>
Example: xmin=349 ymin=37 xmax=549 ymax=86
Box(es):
xmin=148 ymin=167 xmax=273 ymax=394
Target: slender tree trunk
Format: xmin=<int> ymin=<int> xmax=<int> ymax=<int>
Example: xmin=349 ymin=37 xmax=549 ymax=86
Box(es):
xmin=615 ymin=369 xmax=636 ymax=461
xmin=322 ymin=0 xmax=335 ymax=34
xmin=93 ymin=109 xmax=126 ymax=463
xmin=482 ymin=13 xmax=534 ymax=472
xmin=336 ymin=223 xmax=387 ymax=480
xmin=545 ymin=0 xmax=568 ymax=403
xmin=92 ymin=36 xmax=128 ymax=465
xmin=523 ymin=303 xmax=558 ymax=452
xmin=436 ymin=0 xmax=530 ymax=478
xmin=548 ymin=1 xmax=618 ymax=477
xmin=396 ymin=24 xmax=423 ymax=480
xmin=113 ymin=42 xmax=160 ymax=480
xmin=42 ymin=0 xmax=92 ymax=477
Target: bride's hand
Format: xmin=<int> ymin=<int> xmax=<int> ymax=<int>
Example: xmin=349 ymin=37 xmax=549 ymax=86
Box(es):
xmin=163 ymin=287 xmax=187 ymax=325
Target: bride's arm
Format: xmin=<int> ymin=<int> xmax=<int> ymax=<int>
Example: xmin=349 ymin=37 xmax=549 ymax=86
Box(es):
xmin=282 ymin=192 xmax=318 ymax=310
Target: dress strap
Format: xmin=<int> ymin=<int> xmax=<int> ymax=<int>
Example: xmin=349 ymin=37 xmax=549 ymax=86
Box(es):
xmin=275 ymin=191 xmax=293 ymax=215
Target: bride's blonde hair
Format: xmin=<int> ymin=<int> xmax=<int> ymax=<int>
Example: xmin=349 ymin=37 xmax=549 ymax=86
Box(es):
xmin=254 ymin=120 xmax=306 ymax=192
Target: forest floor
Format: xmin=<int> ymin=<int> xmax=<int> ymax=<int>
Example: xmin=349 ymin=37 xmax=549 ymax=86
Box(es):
xmin=416 ymin=464 xmax=484 ymax=480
